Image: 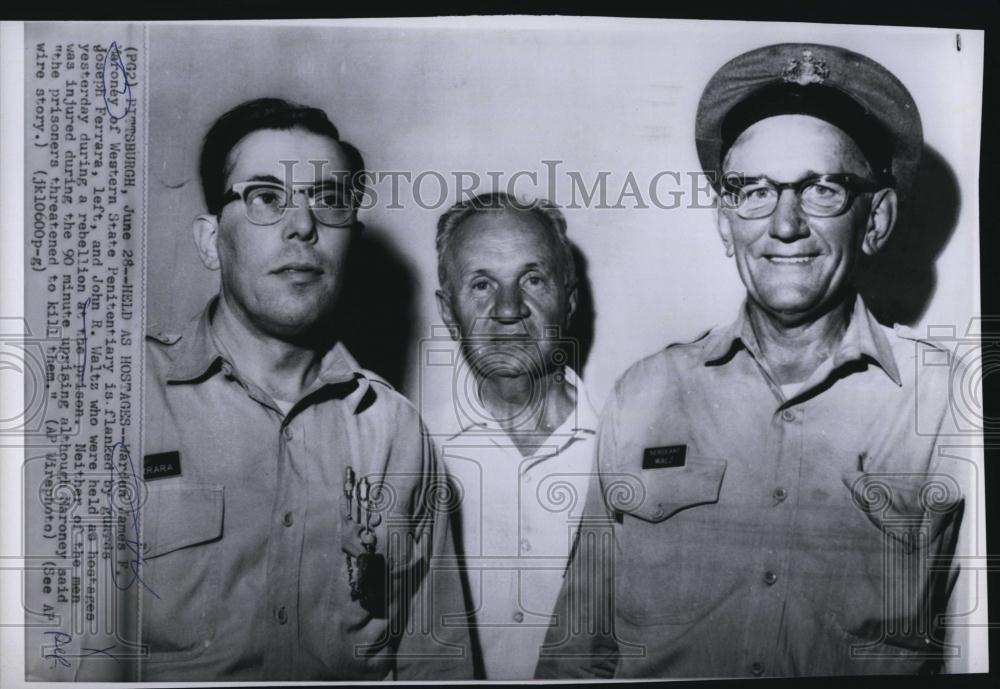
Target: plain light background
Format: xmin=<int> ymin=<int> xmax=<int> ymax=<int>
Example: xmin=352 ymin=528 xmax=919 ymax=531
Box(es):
xmin=145 ymin=18 xmax=983 ymax=428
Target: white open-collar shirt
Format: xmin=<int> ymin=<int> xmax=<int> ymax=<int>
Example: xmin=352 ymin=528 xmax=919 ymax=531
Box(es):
xmin=439 ymin=367 xmax=599 ymax=680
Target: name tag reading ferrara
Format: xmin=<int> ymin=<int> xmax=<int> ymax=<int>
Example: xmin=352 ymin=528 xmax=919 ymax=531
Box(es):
xmin=144 ymin=451 xmax=182 ymax=480
xmin=643 ymin=445 xmax=687 ymax=469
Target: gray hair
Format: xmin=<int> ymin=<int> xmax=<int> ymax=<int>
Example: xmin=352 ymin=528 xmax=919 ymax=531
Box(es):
xmin=435 ymin=192 xmax=577 ymax=292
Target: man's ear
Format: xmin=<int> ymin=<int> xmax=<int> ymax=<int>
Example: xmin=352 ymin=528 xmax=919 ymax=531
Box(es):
xmin=861 ymin=188 xmax=898 ymax=256
xmin=435 ymin=288 xmax=461 ymax=342
xmin=565 ymin=284 xmax=578 ymax=329
xmin=717 ymin=209 xmax=735 ymax=257
xmin=193 ymin=214 xmax=222 ymax=270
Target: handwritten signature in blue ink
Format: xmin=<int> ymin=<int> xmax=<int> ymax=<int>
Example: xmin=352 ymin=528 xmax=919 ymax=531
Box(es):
xmin=107 ymin=441 xmax=159 ymax=598
xmin=100 ymin=41 xmax=135 ymax=122
xmin=42 ymin=631 xmax=123 ymax=669
xmin=43 ymin=631 xmax=72 ymax=669
xmin=80 ymin=296 xmax=91 ymax=385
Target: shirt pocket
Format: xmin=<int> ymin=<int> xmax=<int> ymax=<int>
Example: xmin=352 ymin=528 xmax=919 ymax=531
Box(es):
xmin=825 ymin=470 xmax=962 ymax=654
xmin=612 ymin=458 xmax=729 ymax=626
xmin=141 ymin=483 xmax=224 ymax=663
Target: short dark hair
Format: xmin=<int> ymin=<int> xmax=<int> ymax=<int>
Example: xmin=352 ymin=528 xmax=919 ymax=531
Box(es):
xmin=435 ymin=192 xmax=577 ymax=292
xmin=198 ymin=97 xmax=366 ymax=216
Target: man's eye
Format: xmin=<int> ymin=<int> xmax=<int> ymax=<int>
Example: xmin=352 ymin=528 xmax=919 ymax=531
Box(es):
xmin=809 ymin=184 xmax=837 ymax=196
xmin=471 ymin=280 xmax=491 ymax=292
xmin=746 ymin=186 xmax=773 ymax=200
xmin=314 ymin=189 xmax=348 ymax=208
xmin=523 ymin=275 xmax=546 ymax=288
xmin=248 ymin=189 xmax=284 ymax=206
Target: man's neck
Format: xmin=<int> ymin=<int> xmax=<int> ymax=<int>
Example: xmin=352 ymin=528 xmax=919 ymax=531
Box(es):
xmin=747 ymin=298 xmax=852 ymax=386
xmin=212 ymin=296 xmax=326 ymax=404
xmin=479 ymin=369 xmax=577 ymax=457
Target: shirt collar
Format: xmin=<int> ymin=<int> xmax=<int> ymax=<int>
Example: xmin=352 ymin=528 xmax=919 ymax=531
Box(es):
xmin=449 ymin=366 xmax=599 ymax=440
xmin=166 ymin=298 xmax=361 ymax=388
xmin=702 ymin=293 xmax=901 ymax=386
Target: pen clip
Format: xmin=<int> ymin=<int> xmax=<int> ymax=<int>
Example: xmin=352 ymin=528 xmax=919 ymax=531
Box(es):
xmin=344 ymin=466 xmax=356 ymax=522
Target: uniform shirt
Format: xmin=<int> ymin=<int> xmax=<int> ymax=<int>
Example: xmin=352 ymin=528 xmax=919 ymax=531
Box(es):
xmin=537 ymin=296 xmax=974 ymax=679
xmin=140 ymin=300 xmax=472 ymax=681
xmin=441 ymin=368 xmax=598 ymax=679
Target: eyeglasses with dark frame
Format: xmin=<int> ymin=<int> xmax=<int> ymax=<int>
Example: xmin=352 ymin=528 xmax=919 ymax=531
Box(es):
xmin=720 ymin=173 xmax=884 ymax=219
xmin=220 ymin=180 xmax=358 ymax=228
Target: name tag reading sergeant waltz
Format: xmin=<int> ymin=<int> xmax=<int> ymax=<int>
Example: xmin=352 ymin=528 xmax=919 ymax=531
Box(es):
xmin=642 ymin=445 xmax=687 ymax=469
xmin=144 ymin=451 xmax=182 ymax=480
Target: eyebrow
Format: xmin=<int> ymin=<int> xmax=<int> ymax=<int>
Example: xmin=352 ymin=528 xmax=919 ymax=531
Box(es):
xmin=739 ymin=170 xmax=829 ymax=184
xmin=460 ymin=262 xmax=552 ymax=279
xmin=244 ymin=174 xmax=284 ymax=186
xmin=242 ymin=174 xmax=345 ymax=188
xmin=521 ymin=262 xmax=548 ymax=272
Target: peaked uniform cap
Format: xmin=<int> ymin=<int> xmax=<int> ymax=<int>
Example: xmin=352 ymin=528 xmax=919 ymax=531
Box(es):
xmin=696 ymin=43 xmax=923 ymax=197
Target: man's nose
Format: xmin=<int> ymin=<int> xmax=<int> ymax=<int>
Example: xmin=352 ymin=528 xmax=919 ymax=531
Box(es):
xmin=491 ymin=284 xmax=529 ymax=322
xmin=282 ymin=191 xmax=318 ymax=242
xmin=769 ymin=189 xmax=810 ymax=241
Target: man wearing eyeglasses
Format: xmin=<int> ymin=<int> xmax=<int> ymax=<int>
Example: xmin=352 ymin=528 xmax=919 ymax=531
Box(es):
xmin=536 ymin=44 xmax=974 ymax=678
xmin=140 ymin=98 xmax=471 ymax=681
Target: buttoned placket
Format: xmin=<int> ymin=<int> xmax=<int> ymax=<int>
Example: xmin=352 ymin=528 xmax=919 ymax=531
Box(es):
xmin=510 ymin=433 xmax=588 ymax=627
xmin=217 ymin=363 xmax=306 ymax=678
xmin=216 ymin=362 xmax=305 ymax=674
xmin=506 ymin=449 xmax=547 ymax=628
xmin=722 ymin=319 xmax=856 ymax=676
xmin=259 ymin=397 xmax=307 ymax=676
xmin=740 ymin=382 xmax=803 ymax=678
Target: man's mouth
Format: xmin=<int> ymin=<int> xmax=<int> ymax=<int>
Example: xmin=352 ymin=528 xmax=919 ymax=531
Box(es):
xmin=765 ymin=254 xmax=818 ymax=265
xmin=273 ymin=262 xmax=323 ymax=275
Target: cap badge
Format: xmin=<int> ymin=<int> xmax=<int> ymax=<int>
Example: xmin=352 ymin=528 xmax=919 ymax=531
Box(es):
xmin=782 ymin=49 xmax=829 ymax=85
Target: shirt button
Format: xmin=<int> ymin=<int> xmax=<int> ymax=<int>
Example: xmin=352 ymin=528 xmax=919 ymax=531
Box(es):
xmin=520 ymin=539 xmax=532 ymax=553
xmin=781 ymin=409 xmax=795 ymax=422
xmin=282 ymin=512 xmax=294 ymax=527
xmin=751 ymin=661 xmax=764 ymax=676
xmin=276 ymin=606 xmax=288 ymax=625
xmin=283 ymin=427 xmax=293 ymax=440
xmin=773 ymin=487 xmax=788 ymax=503
xmin=764 ymin=571 xmax=778 ymax=586
xmin=512 ymin=611 xmax=524 ymax=623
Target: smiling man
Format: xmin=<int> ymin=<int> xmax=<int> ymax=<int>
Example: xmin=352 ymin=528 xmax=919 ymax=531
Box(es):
xmin=433 ymin=193 xmax=599 ymax=679
xmin=536 ymin=44 xmax=973 ymax=678
xmin=140 ymin=98 xmax=470 ymax=681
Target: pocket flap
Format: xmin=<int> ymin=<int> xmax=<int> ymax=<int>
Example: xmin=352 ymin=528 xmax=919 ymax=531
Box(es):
xmin=611 ymin=459 xmax=727 ymax=523
xmin=841 ymin=471 xmax=963 ymax=547
xmin=145 ymin=484 xmax=224 ymax=558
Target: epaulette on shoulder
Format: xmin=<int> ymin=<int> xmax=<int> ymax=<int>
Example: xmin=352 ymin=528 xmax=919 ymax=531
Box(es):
xmin=665 ymin=328 xmax=712 ymax=350
xmin=146 ymin=328 xmax=182 ymax=346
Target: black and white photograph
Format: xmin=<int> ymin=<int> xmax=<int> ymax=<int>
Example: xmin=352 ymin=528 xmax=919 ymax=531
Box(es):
xmin=1 ymin=11 xmax=992 ymax=685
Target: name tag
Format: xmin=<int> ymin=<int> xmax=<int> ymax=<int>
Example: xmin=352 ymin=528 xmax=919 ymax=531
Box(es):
xmin=144 ymin=451 xmax=181 ymax=480
xmin=643 ymin=445 xmax=686 ymax=469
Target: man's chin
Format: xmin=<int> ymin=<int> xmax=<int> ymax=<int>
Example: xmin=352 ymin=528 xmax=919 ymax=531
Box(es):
xmin=753 ymin=290 xmax=841 ymax=324
xmin=464 ymin=345 xmax=542 ymax=374
xmin=256 ymin=311 xmax=332 ymax=343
